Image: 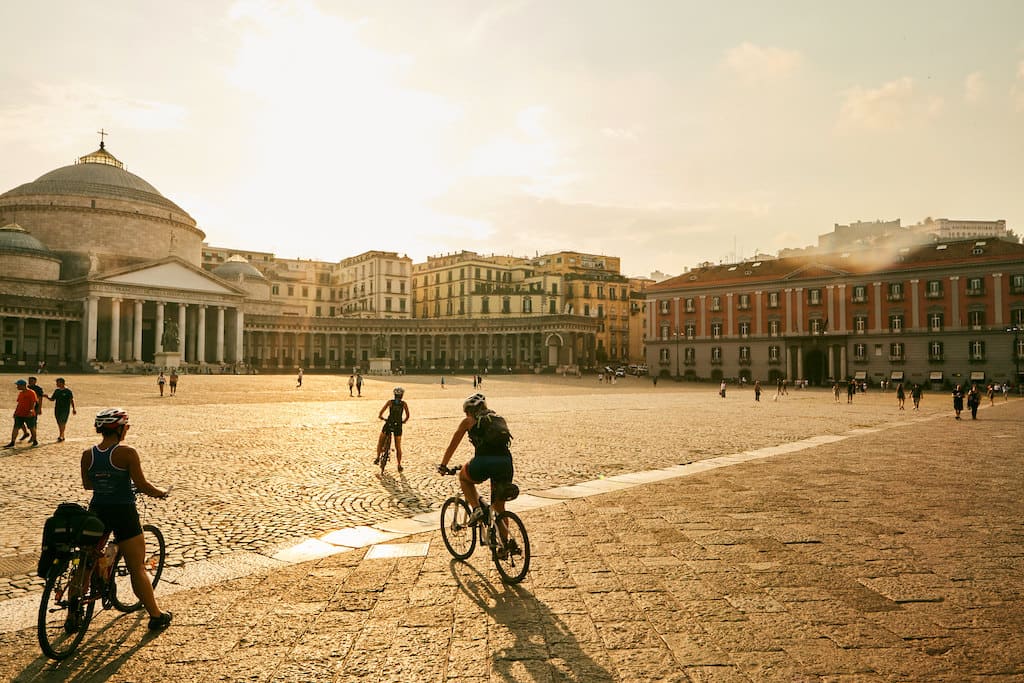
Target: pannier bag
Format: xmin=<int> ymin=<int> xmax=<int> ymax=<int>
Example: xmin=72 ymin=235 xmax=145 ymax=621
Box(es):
xmin=37 ymin=503 xmax=105 ymax=577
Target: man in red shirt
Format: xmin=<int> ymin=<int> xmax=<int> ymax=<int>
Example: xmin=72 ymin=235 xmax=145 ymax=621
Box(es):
xmin=4 ymin=379 xmax=38 ymax=448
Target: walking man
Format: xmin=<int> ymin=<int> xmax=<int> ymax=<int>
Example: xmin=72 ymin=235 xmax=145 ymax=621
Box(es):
xmin=4 ymin=379 xmax=38 ymax=448
xmin=47 ymin=377 xmax=77 ymax=442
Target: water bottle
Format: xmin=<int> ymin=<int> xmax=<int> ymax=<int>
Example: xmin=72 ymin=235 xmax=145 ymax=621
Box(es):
xmin=97 ymin=543 xmax=117 ymax=582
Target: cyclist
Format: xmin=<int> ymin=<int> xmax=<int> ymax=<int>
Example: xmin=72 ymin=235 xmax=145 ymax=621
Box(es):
xmin=437 ymin=393 xmax=518 ymax=555
xmin=375 ymin=387 xmax=410 ymax=472
xmin=80 ymin=408 xmax=172 ymax=631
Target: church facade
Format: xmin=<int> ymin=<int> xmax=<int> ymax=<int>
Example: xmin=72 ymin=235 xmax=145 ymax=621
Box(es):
xmin=0 ymin=143 xmax=597 ymax=372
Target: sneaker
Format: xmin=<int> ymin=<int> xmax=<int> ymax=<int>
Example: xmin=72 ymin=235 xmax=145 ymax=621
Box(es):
xmin=373 ymin=455 xmax=380 ymax=465
xmin=467 ymin=505 xmax=488 ymax=525
xmin=18 ymin=433 xmax=30 ymax=442
xmin=30 ymin=440 xmax=38 ymax=447
xmin=148 ymin=611 xmax=173 ymax=631
xmin=2 ymin=442 xmax=13 ymax=449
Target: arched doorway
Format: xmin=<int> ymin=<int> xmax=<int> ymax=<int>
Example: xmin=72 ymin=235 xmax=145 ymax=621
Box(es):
xmin=804 ymin=349 xmax=826 ymax=386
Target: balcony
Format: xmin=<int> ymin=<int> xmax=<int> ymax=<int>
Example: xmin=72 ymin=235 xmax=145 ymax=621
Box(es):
xmin=887 ymin=294 xmax=904 ymax=302
xmin=888 ymin=355 xmax=905 ymax=362
xmin=925 ymin=290 xmax=944 ymax=299
xmin=851 ymin=295 xmax=867 ymax=304
xmin=853 ymin=356 xmax=869 ymax=363
xmin=928 ymin=354 xmax=944 ymax=362
xmin=711 ymin=358 xmax=723 ymax=365
xmin=768 ymin=357 xmax=781 ymax=365
xmin=684 ymin=359 xmax=696 ymax=366
xmin=969 ymin=354 xmax=986 ymax=363
xmin=966 ymin=288 xmax=985 ymax=296
xmin=1011 ymin=285 xmax=1024 ymax=295
xmin=738 ymin=358 xmax=752 ymax=366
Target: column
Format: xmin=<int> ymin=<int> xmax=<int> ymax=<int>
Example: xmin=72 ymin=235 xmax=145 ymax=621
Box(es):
xmin=784 ymin=289 xmax=792 ymax=335
xmin=828 ymin=346 xmax=835 ymax=380
xmin=795 ymin=288 xmax=804 ymax=334
xmin=698 ymin=296 xmax=707 ymax=338
xmin=993 ymin=274 xmax=1003 ymax=325
xmin=110 ymin=298 xmax=121 ymax=362
xmin=39 ymin=318 xmax=48 ymax=364
xmin=837 ymin=284 xmax=847 ymax=333
xmin=57 ymin=320 xmax=67 ymax=365
xmin=134 ymin=300 xmax=144 ymax=362
xmin=909 ymin=279 xmax=920 ymax=331
xmin=840 ymin=346 xmax=847 ymax=380
xmin=796 ymin=345 xmax=804 ymax=380
xmin=17 ymin=317 xmax=25 ymax=361
xmin=949 ymin=276 xmax=960 ymax=328
xmin=234 ymin=309 xmax=244 ymax=363
xmin=873 ymin=282 xmax=883 ymax=331
xmin=216 ymin=307 xmax=225 ymax=362
xmin=726 ymin=293 xmax=734 ymax=337
xmin=826 ymin=286 xmax=835 ymax=331
xmin=155 ymin=303 xmax=165 ymax=354
xmin=0 ymin=316 xmax=5 ymax=359
xmin=196 ymin=306 xmax=207 ymax=364
xmin=785 ymin=344 xmax=791 ymax=379
xmin=178 ymin=304 xmax=187 ymax=361
xmin=85 ymin=297 xmax=99 ymax=361
xmin=754 ymin=291 xmax=763 ymax=336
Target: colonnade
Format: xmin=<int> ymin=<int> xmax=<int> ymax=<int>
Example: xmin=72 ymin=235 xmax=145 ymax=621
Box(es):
xmin=0 ymin=314 xmax=79 ymax=366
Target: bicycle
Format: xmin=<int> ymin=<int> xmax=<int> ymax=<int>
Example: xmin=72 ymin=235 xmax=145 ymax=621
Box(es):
xmin=37 ymin=495 xmax=168 ymax=661
xmin=438 ymin=466 xmax=530 ymax=583
xmin=376 ymin=429 xmax=392 ymax=475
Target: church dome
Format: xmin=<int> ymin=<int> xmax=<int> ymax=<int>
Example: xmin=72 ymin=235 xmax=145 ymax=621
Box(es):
xmin=0 ymin=222 xmax=51 ymax=255
xmin=213 ymin=255 xmax=267 ymax=280
xmin=0 ymin=144 xmax=190 ymax=217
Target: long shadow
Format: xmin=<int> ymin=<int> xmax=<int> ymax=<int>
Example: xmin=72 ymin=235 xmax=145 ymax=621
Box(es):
xmin=14 ymin=610 xmax=164 ymax=682
xmin=377 ymin=471 xmax=435 ymax=515
xmin=447 ymin=560 xmax=615 ymax=682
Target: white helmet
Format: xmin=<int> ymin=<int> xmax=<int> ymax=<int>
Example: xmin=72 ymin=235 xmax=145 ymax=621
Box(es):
xmin=95 ymin=407 xmax=129 ymax=430
xmin=462 ymin=393 xmax=487 ymax=415
xmin=393 ymin=386 xmax=404 ymax=398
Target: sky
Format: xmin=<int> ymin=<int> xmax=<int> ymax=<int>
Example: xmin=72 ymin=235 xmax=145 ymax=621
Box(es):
xmin=1 ymin=1 xmax=1023 ymax=278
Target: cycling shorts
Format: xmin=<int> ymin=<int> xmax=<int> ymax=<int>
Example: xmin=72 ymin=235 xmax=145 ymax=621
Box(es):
xmin=14 ymin=416 xmax=37 ymax=429
xmin=465 ymin=454 xmax=513 ymax=485
xmin=382 ymin=421 xmax=403 ymax=436
xmin=88 ymin=503 xmax=143 ymax=543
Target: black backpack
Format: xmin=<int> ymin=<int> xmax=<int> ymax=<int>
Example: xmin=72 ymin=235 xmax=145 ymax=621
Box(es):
xmin=37 ymin=503 xmax=105 ymax=577
xmin=474 ymin=410 xmax=513 ymax=454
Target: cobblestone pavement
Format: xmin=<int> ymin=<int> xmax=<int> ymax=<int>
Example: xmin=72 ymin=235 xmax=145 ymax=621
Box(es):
xmin=1 ymin=373 xmax=950 ymax=602
xmin=0 ymin=375 xmax=1019 ymax=681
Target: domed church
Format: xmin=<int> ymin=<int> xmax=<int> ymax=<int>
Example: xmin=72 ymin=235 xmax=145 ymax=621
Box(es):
xmin=0 ymin=141 xmax=249 ymax=369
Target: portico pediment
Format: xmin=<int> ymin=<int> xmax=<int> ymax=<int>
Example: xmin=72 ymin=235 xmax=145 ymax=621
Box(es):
xmin=99 ymin=257 xmax=240 ymax=295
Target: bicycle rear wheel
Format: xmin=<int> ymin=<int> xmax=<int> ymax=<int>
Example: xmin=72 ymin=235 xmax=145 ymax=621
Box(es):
xmin=38 ymin=554 xmax=94 ymax=660
xmin=109 ymin=525 xmax=166 ymax=612
xmin=440 ymin=497 xmax=476 ymax=560
xmin=492 ymin=511 xmax=530 ymax=584
xmin=379 ymin=432 xmax=392 ymax=473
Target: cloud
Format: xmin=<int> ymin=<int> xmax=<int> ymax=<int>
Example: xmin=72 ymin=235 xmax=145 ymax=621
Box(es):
xmin=836 ymin=77 xmax=942 ymax=131
xmin=722 ymin=42 xmax=803 ymax=84
xmin=964 ymin=71 xmax=986 ymax=103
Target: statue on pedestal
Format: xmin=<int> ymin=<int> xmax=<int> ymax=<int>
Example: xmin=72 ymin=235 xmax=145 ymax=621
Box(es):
xmin=161 ymin=319 xmax=180 ymax=352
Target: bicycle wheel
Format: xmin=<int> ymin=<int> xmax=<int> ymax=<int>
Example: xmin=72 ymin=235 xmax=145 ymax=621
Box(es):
xmin=379 ymin=432 xmax=391 ymax=473
xmin=109 ymin=525 xmax=166 ymax=612
xmin=440 ymin=497 xmax=476 ymax=560
xmin=492 ymin=511 xmax=530 ymax=584
xmin=38 ymin=554 xmax=94 ymax=660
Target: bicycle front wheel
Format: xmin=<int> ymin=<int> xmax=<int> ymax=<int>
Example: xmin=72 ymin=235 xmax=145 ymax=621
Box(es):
xmin=38 ymin=554 xmax=94 ymax=660
xmin=440 ymin=497 xmax=476 ymax=560
xmin=110 ymin=525 xmax=167 ymax=612
xmin=492 ymin=511 xmax=530 ymax=584
xmin=379 ymin=432 xmax=392 ymax=473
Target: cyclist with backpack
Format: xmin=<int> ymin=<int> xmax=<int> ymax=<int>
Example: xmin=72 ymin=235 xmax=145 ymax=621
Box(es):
xmin=81 ymin=408 xmax=173 ymax=631
xmin=375 ymin=387 xmax=410 ymax=472
xmin=437 ymin=393 xmax=515 ymax=526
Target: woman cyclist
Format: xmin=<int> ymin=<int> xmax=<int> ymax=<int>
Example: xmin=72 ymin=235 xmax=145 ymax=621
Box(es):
xmin=437 ymin=394 xmax=516 ymax=536
xmin=80 ymin=408 xmax=172 ymax=630
xmin=376 ymin=387 xmax=410 ymax=472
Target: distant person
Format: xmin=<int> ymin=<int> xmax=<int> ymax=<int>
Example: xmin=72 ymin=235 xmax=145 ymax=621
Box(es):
xmin=896 ymin=383 xmax=906 ymax=410
xmin=4 ymin=379 xmax=38 ymax=448
xmin=967 ymin=384 xmax=981 ymax=420
xmin=348 ymin=375 xmax=355 ymax=397
xmin=356 ymin=372 xmax=363 ymax=396
xmin=375 ymin=386 xmax=410 ymax=473
xmin=157 ymin=371 xmax=166 ymax=397
xmin=952 ymin=384 xmax=964 ymax=420
xmin=440 ymin=375 xmax=445 ymax=390
xmin=754 ymin=380 xmax=761 ymax=402
xmin=847 ymin=379 xmax=855 ymax=404
xmin=296 ymin=368 xmax=303 ymax=388
xmin=46 ymin=377 xmax=77 ymax=442
xmin=719 ymin=380 xmax=727 ymax=398
xmin=832 ymin=382 xmax=841 ymax=402
xmin=169 ymin=369 xmax=179 ymax=396
xmin=911 ymin=384 xmax=923 ymax=411
xmin=27 ymin=377 xmax=45 ymax=438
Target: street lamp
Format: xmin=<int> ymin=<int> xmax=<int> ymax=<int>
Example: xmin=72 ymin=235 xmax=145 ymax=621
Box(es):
xmin=1008 ymin=325 xmax=1022 ymax=392
xmin=673 ymin=328 xmax=681 ymax=380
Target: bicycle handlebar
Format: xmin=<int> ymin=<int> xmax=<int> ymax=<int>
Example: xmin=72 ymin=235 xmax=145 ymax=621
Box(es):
xmin=438 ymin=464 xmax=460 ymax=476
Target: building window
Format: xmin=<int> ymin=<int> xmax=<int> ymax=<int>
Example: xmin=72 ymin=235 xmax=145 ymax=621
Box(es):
xmin=966 ymin=277 xmax=985 ymax=296
xmin=1017 ymin=337 xmax=1024 ymax=360
xmin=889 ymin=314 xmax=904 ymax=333
xmin=767 ymin=291 xmax=780 ymax=308
xmin=502 ymin=297 xmax=511 ymax=314
xmin=810 ymin=318 xmax=823 ymax=335
xmin=889 ymin=343 xmax=904 ymax=361
xmin=659 ymin=348 xmax=670 ymax=363
xmin=583 ymin=284 xmax=591 ymax=298
xmin=887 ymin=282 xmax=903 ymax=302
xmin=549 ymin=300 xmax=556 ymax=314
xmin=659 ymin=300 xmax=669 ymax=314
xmin=851 ymin=343 xmax=866 ymax=361
xmin=385 ymin=298 xmax=393 ymax=312
xmin=597 ymin=285 xmax=604 ymax=298
xmin=970 ymin=340 xmax=985 ymax=361
xmin=272 ymin=285 xmax=280 ymax=296
xmin=711 ymin=347 xmax=722 ymax=364
xmin=288 ymin=285 xmax=295 ymax=297
xmin=302 ymin=286 xmax=309 ymax=298
xmin=929 ymin=312 xmax=943 ymax=332
xmin=583 ymin=304 xmax=591 ymax=316
xmin=684 ymin=297 xmax=696 ymax=313
xmin=1013 ymin=308 xmax=1024 ymax=326
xmin=929 ymin=341 xmax=943 ymax=361
xmin=738 ymin=294 xmax=750 ymax=310
xmin=523 ymin=297 xmax=532 ymax=313
xmin=807 ymin=289 xmax=822 ymax=305
xmin=768 ymin=345 xmax=780 ymax=363
xmin=968 ymin=310 xmax=985 ymax=329
xmin=769 ymin=319 xmax=780 ymax=337
xmin=445 ymin=300 xmax=452 ymax=315
xmin=852 ymin=285 xmax=867 ymax=304
xmin=854 ymin=316 xmax=867 ymax=334
xmin=660 ymin=325 xmax=669 ymax=341
xmin=711 ymin=296 xmax=721 ymax=312
xmin=738 ymin=346 xmax=751 ymax=365
xmin=711 ymin=322 xmax=722 ymax=339
xmin=684 ymin=322 xmax=696 ymax=339
xmin=481 ymin=298 xmax=490 ymax=314
xmin=926 ymin=280 xmax=943 ymax=298
xmin=738 ymin=321 xmax=750 ymax=338
xmin=315 ymin=306 xmax=322 ymax=317
xmin=1011 ymin=274 xmax=1024 ymax=294
xmin=400 ymin=299 xmax=406 ymax=312
xmin=684 ymin=347 xmax=695 ymax=365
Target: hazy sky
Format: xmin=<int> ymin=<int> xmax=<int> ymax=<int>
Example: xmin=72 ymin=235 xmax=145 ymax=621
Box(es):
xmin=2 ymin=1 xmax=1022 ymax=277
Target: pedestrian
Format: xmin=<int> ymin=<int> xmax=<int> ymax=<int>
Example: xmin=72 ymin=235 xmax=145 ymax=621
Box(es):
xmin=967 ymin=384 xmax=981 ymax=420
xmin=27 ymin=376 xmax=44 ymax=435
xmin=356 ymin=372 xmax=363 ymax=396
xmin=473 ymin=375 xmax=478 ymax=388
xmin=348 ymin=375 xmax=355 ymax=397
xmin=847 ymin=379 xmax=855 ymax=404
xmin=952 ymin=384 xmax=964 ymax=420
xmin=911 ymin=384 xmax=923 ymax=410
xmin=169 ymin=369 xmax=179 ymax=396
xmin=652 ymin=375 xmax=658 ymax=387
xmin=987 ymin=384 xmax=996 ymax=406
xmin=375 ymin=386 xmax=410 ymax=473
xmin=46 ymin=377 xmax=77 ymax=442
xmin=896 ymin=383 xmax=906 ymax=410
xmin=478 ymin=373 xmax=483 ymax=386
xmin=833 ymin=383 xmax=841 ymax=402
xmin=439 ymin=375 xmax=445 ymax=390
xmin=296 ymin=368 xmax=303 ymax=388
xmin=4 ymin=379 xmax=38 ymax=448
xmin=157 ymin=371 xmax=166 ymax=397
xmin=782 ymin=379 xmax=788 ymax=395
xmin=719 ymin=380 xmax=727 ymax=398
xmin=754 ymin=380 xmax=761 ymax=402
